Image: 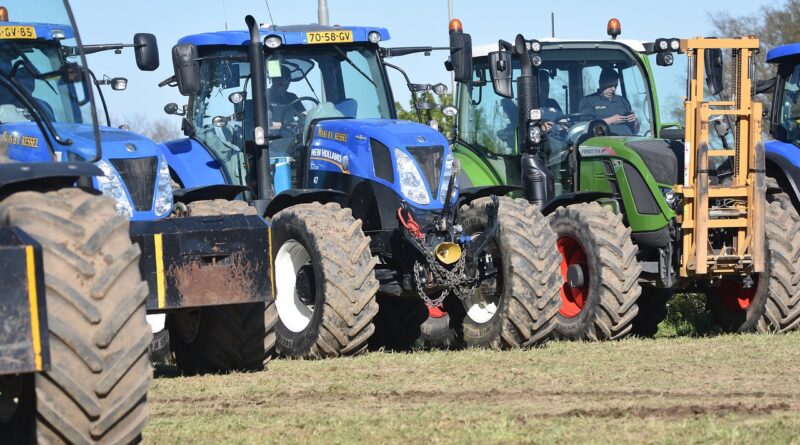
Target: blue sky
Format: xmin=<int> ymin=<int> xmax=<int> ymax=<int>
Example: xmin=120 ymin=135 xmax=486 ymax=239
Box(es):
xmin=68 ymin=0 xmax=772 ymax=123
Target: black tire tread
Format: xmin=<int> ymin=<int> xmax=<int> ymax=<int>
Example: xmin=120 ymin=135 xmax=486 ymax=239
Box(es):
xmin=270 ymin=202 xmax=379 ymax=359
xmin=459 ymin=197 xmax=562 ymax=348
xmin=759 ymin=201 xmax=800 ymax=332
xmin=549 ymin=202 xmax=641 ymax=341
xmin=0 ymin=189 xmax=150 ymax=444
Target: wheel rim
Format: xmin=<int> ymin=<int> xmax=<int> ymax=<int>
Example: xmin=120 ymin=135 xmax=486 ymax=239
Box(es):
xmin=557 ymin=236 xmax=589 ymax=318
xmin=275 ymin=239 xmax=316 ymax=333
xmin=462 ymin=238 xmax=501 ymax=324
xmin=718 ymin=278 xmax=758 ymax=312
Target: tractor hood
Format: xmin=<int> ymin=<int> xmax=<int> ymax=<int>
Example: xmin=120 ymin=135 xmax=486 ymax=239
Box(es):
xmin=307 ymin=118 xmax=455 ymax=211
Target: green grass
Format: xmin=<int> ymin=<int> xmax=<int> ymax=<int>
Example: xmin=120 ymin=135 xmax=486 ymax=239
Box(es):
xmin=146 ymin=333 xmax=800 ymax=444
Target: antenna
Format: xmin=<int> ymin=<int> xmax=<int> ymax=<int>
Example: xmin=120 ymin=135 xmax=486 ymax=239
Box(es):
xmin=222 ymin=0 xmax=228 ymax=30
xmin=551 ymin=12 xmax=555 ymax=38
xmin=264 ymin=0 xmax=276 ymax=28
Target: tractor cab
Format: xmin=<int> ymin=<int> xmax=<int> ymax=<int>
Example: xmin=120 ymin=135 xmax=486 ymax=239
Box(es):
xmin=459 ymin=39 xmax=658 ymax=197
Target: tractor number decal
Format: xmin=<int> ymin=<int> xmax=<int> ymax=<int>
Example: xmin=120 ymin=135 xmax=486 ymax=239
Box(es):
xmin=2 ymin=130 xmax=39 ymax=148
xmin=310 ymin=147 xmax=350 ymax=173
xmin=316 ymin=126 xmax=348 ymax=142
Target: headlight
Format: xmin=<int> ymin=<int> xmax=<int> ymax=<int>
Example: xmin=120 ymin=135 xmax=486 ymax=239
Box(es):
xmin=439 ymin=153 xmax=458 ymax=203
xmin=95 ymin=160 xmax=133 ymax=218
xmin=395 ymin=148 xmax=430 ymax=205
xmin=154 ymin=155 xmax=174 ymax=217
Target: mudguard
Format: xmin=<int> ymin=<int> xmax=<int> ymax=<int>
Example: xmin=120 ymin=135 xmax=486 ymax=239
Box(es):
xmin=0 ymin=162 xmax=101 ymax=199
xmin=541 ymin=191 xmax=614 ymax=216
xmin=264 ymin=188 xmax=348 ymax=218
xmin=457 ymin=185 xmax=522 ymax=207
xmin=765 ymin=141 xmax=800 ymax=210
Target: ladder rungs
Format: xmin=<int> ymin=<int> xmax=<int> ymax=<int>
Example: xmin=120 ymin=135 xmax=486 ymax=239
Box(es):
xmin=680 ymin=187 xmax=749 ymax=198
xmin=708 ymin=150 xmax=736 ymax=157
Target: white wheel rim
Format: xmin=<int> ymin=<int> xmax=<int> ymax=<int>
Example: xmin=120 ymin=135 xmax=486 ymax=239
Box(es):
xmin=275 ymin=239 xmax=315 ymax=333
xmin=463 ymin=289 xmax=498 ymax=324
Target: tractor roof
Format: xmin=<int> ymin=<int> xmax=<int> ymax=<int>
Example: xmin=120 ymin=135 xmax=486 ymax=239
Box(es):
xmin=0 ymin=22 xmax=74 ymax=41
xmin=767 ymin=43 xmax=800 ymax=64
xmin=472 ymin=39 xmax=648 ymax=59
xmin=178 ymin=24 xmax=390 ymax=47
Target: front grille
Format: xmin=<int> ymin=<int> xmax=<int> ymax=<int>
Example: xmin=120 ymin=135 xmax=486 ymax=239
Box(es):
xmin=406 ymin=145 xmax=444 ymax=198
xmin=110 ymin=157 xmax=157 ymax=211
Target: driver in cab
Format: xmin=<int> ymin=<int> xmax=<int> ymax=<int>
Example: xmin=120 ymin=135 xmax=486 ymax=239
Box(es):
xmin=578 ymin=67 xmax=638 ymax=136
xmin=268 ymin=65 xmax=306 ymax=131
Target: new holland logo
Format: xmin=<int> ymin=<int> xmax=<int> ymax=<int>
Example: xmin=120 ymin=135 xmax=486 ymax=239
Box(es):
xmin=125 ymin=143 xmax=137 ymax=152
xmin=310 ymin=147 xmax=350 ymax=173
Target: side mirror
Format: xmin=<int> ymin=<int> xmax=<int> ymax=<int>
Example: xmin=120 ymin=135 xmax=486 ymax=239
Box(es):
xmin=488 ymin=51 xmax=513 ymax=98
xmin=449 ymin=30 xmax=472 ymax=83
xmin=705 ymin=48 xmax=723 ymax=95
xmin=172 ymin=44 xmax=200 ymax=96
xmin=134 ymin=33 xmax=159 ymax=71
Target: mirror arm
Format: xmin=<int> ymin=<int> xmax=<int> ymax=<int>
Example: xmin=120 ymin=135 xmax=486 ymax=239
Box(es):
xmin=384 ymin=61 xmax=423 ymax=123
xmin=85 ymin=68 xmax=111 ymax=127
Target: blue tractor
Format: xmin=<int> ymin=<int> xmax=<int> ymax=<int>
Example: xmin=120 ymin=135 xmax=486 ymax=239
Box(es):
xmin=160 ymin=16 xmax=563 ymax=357
xmin=760 ymin=43 xmax=800 ymax=331
xmin=0 ymin=1 xmax=152 ymax=441
xmin=0 ymin=7 xmax=275 ymax=375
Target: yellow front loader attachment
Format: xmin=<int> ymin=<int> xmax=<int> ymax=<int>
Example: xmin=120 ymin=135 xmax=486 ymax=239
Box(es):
xmin=676 ymin=37 xmax=766 ymax=279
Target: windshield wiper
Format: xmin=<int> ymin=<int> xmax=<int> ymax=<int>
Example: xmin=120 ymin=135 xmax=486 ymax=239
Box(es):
xmin=332 ymin=45 xmax=375 ymax=87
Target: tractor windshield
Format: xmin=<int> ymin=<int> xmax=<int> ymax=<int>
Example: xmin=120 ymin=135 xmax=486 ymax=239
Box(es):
xmin=190 ymin=44 xmax=393 ymax=187
xmin=0 ymin=0 xmax=99 ymax=157
xmin=458 ymin=45 xmax=655 ymax=156
xmin=776 ymin=62 xmax=800 ymax=146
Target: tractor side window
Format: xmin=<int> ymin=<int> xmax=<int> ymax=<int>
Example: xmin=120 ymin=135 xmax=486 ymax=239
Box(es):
xmin=778 ymin=64 xmax=800 ymax=146
xmin=458 ymin=61 xmax=520 ymax=156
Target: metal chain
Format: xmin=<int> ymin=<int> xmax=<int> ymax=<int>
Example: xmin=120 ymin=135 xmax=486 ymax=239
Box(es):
xmin=411 ymin=238 xmax=478 ymax=307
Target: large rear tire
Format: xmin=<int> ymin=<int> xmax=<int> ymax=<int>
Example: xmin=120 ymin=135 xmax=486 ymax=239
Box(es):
xmin=549 ymin=203 xmax=641 ymax=341
xmin=269 ymin=202 xmax=379 ymax=358
xmin=0 ymin=189 xmax=151 ymax=444
xmin=708 ymin=201 xmax=800 ymax=332
xmin=453 ymin=197 xmax=562 ymax=348
xmin=166 ymin=199 xmax=275 ymax=374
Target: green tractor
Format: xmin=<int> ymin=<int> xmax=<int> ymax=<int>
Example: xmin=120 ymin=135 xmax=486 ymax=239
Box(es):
xmin=451 ymin=29 xmax=800 ymax=339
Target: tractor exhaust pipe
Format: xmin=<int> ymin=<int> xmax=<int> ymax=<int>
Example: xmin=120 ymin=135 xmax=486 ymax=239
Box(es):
xmin=245 ymin=15 xmax=273 ymax=211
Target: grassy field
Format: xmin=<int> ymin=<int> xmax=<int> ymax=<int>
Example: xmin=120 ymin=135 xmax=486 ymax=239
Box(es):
xmin=145 ymin=331 xmax=800 ymax=444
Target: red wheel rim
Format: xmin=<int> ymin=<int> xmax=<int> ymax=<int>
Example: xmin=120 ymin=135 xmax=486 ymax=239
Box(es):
xmin=719 ymin=278 xmax=757 ymax=311
xmin=557 ymin=236 xmax=589 ymax=318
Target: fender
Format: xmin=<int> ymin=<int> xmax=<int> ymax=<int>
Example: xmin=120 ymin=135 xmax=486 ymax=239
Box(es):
xmin=161 ymin=138 xmax=226 ymax=189
xmin=765 ymin=144 xmax=800 ymax=211
xmin=0 ymin=162 xmax=102 ymax=200
xmin=541 ymin=191 xmax=613 ymax=216
xmin=457 ymin=185 xmax=522 ymax=208
xmin=264 ymin=188 xmax=349 ymax=218
xmin=173 ymin=184 xmax=251 ymax=204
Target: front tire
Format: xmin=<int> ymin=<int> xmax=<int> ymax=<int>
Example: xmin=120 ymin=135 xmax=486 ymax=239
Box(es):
xmin=0 ymin=189 xmax=151 ymax=444
xmin=549 ymin=203 xmax=641 ymax=341
xmin=454 ymin=197 xmax=562 ymax=349
xmin=269 ymin=203 xmax=379 ymax=358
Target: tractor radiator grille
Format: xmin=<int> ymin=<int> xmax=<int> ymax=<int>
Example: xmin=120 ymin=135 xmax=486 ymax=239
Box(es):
xmin=110 ymin=157 xmax=157 ymax=211
xmin=406 ymin=145 xmax=443 ymax=198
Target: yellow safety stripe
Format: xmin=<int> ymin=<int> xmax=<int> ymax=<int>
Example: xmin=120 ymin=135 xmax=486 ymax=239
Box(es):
xmin=25 ymin=245 xmax=43 ymax=371
xmin=268 ymin=227 xmax=274 ymax=297
xmin=154 ymin=234 xmax=166 ymax=309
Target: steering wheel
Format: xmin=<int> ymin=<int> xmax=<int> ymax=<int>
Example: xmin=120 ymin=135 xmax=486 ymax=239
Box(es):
xmin=279 ymin=96 xmax=321 ymax=132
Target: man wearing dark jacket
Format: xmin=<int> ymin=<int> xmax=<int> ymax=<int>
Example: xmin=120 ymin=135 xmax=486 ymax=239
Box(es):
xmin=578 ymin=67 xmax=638 ymax=135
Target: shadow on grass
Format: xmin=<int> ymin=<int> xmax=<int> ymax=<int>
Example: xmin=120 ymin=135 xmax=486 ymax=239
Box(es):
xmin=656 ymin=293 xmax=723 ymax=338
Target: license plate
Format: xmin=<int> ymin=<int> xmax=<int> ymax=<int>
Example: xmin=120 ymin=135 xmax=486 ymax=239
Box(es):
xmin=0 ymin=26 xmax=37 ymax=39
xmin=306 ymin=30 xmax=353 ymax=44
